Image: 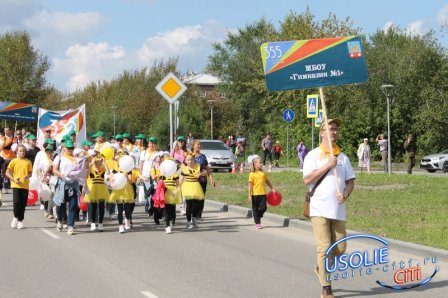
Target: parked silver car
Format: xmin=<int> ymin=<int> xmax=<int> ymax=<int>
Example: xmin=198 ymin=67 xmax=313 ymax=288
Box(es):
xmin=199 ymin=140 xmax=237 ymax=172
xmin=419 ymin=150 xmax=448 ymax=173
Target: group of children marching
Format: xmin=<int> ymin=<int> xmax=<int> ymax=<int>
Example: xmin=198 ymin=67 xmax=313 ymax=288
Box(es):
xmin=5 ymin=130 xmax=276 ymax=235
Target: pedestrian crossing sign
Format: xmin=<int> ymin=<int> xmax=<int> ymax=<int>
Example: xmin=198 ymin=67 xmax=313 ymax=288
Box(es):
xmin=307 ymin=94 xmax=319 ymax=118
xmin=315 ymin=109 xmax=323 ymax=127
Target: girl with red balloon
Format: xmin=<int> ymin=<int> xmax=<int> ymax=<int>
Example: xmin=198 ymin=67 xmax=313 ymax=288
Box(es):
xmin=248 ymin=155 xmax=279 ymax=230
xmin=6 ymin=145 xmax=32 ymax=230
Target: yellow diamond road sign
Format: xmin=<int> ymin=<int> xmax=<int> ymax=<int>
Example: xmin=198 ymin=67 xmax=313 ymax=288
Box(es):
xmin=156 ymin=72 xmax=187 ymax=104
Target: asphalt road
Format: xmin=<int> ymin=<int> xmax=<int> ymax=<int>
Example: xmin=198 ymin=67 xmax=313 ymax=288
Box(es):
xmin=0 ymin=193 xmax=447 ymax=298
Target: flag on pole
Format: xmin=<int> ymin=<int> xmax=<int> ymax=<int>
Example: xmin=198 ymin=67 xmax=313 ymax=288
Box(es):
xmin=36 ymin=104 xmax=87 ymax=148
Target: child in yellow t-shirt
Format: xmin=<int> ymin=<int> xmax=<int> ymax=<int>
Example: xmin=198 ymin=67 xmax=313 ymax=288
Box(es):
xmin=248 ymin=155 xmax=275 ymax=229
xmin=6 ymin=145 xmax=33 ymax=229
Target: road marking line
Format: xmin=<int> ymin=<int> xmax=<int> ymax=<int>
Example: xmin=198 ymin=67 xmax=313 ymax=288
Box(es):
xmin=140 ymin=290 xmax=159 ymax=298
xmin=41 ymin=228 xmax=60 ymax=239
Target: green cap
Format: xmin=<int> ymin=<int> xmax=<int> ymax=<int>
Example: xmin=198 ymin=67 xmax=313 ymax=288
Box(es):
xmin=135 ymin=133 xmax=146 ymax=140
xmin=44 ymin=138 xmax=56 ymax=145
xmin=62 ymin=134 xmax=71 ymax=142
xmin=27 ymin=134 xmax=37 ymax=140
xmin=177 ymin=135 xmax=185 ymax=141
xmin=45 ymin=144 xmax=55 ymax=151
xmin=93 ymin=131 xmax=105 ymax=138
xmin=64 ymin=140 xmax=75 ymax=149
xmin=122 ymin=133 xmax=131 ymax=139
xmin=69 ymin=130 xmax=77 ymax=136
xmin=81 ymin=139 xmax=92 ymax=146
xmin=115 ymin=134 xmax=123 ymax=140
xmin=149 ymin=136 xmax=157 ymax=144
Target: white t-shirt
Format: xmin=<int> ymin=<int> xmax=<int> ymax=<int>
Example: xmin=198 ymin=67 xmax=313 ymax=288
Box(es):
xmin=53 ymin=155 xmax=76 ymax=182
xmin=303 ymin=147 xmax=356 ymax=221
xmin=32 ymin=150 xmax=46 ymax=177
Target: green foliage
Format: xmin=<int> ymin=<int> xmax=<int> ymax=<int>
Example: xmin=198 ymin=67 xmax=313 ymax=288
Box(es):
xmin=207 ymin=10 xmax=448 ymax=160
xmin=0 ymin=31 xmax=50 ymax=104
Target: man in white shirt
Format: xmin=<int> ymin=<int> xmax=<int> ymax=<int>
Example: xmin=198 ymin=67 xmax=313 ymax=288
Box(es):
xmin=303 ymin=118 xmax=355 ymax=298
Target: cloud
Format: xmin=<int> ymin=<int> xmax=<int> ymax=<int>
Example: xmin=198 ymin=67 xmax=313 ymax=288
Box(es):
xmin=52 ymin=42 xmax=127 ymax=91
xmin=406 ymin=20 xmax=427 ymax=36
xmin=383 ymin=21 xmax=395 ymax=32
xmin=437 ymin=4 xmax=448 ymax=26
xmin=0 ymin=0 xmax=40 ymax=32
xmin=50 ymin=20 xmax=228 ymax=91
xmin=23 ymin=9 xmax=105 ymax=54
xmin=138 ymin=20 xmax=227 ymax=71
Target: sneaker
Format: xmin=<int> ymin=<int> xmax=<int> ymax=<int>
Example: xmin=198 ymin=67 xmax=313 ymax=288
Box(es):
xmin=47 ymin=214 xmax=55 ymax=220
xmin=192 ymin=217 xmax=198 ymax=228
xmin=118 ymin=225 xmax=125 ymax=233
xmin=90 ymin=223 xmax=97 ymax=231
xmin=165 ymin=226 xmax=172 ymax=234
xmin=187 ymin=222 xmax=193 ymax=230
xmin=40 ymin=204 xmax=45 ymax=210
xmin=67 ymin=226 xmax=74 ymax=235
xmin=321 ymin=286 xmax=334 ymax=298
xmin=98 ymin=223 xmax=104 ymax=231
xmin=17 ymin=221 xmax=24 ymax=229
xmin=125 ymin=219 xmax=131 ymax=230
xmin=11 ymin=218 xmax=18 ymax=229
xmin=63 ymin=224 xmax=68 ymax=229
xmin=180 ymin=209 xmax=186 ymax=215
xmin=56 ymin=221 xmax=63 ymax=232
xmin=255 ymin=224 xmax=262 ymax=230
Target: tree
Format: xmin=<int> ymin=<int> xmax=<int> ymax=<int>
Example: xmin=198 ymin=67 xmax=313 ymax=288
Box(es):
xmin=0 ymin=31 xmax=50 ymax=104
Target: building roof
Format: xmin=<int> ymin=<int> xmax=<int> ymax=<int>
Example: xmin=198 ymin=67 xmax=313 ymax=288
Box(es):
xmin=182 ymin=73 xmax=221 ymax=86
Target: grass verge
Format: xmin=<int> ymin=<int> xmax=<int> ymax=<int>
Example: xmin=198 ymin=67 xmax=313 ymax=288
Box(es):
xmin=207 ymin=171 xmax=448 ymax=249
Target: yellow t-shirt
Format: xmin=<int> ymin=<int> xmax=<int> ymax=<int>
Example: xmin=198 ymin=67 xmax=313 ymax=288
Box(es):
xmin=248 ymin=170 xmax=268 ymax=196
xmin=7 ymin=158 xmax=33 ymax=189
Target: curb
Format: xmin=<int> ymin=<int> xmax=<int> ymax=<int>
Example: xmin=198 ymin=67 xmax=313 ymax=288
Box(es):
xmin=227 ymin=205 xmax=252 ymax=218
xmin=205 ymin=200 xmax=448 ymax=260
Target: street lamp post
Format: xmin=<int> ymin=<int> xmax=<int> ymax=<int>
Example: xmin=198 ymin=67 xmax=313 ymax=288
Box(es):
xmin=381 ymin=84 xmax=394 ymax=175
xmin=111 ymin=105 xmax=117 ymax=136
xmin=207 ymin=100 xmax=215 ymax=140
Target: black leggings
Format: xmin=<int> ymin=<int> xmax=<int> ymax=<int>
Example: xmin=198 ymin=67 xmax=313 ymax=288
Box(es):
xmin=186 ymin=199 xmax=201 ymax=222
xmin=164 ymin=204 xmax=176 ymax=226
xmin=117 ymin=203 xmax=131 ymax=225
xmin=13 ymin=188 xmax=28 ymax=221
xmin=251 ymin=195 xmax=267 ymax=224
xmin=90 ymin=201 xmax=105 ymax=224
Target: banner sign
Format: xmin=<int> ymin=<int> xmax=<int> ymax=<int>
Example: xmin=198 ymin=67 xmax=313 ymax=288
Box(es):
xmin=0 ymin=101 xmax=38 ymax=122
xmin=306 ymin=94 xmax=319 ymax=118
xmin=37 ymin=104 xmax=86 ymax=148
xmin=261 ymin=36 xmax=368 ymax=91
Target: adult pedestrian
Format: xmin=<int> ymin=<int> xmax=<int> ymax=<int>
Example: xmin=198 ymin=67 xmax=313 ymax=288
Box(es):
xmin=25 ymin=134 xmax=40 ymax=165
xmin=297 ymin=140 xmax=308 ymax=170
xmin=261 ymin=133 xmax=273 ymax=166
xmin=376 ymin=134 xmax=388 ymax=173
xmin=52 ymin=140 xmax=81 ymax=235
xmin=404 ymin=133 xmax=417 ymax=174
xmin=357 ymin=138 xmax=371 ymax=173
xmin=236 ymin=132 xmax=246 ymax=164
xmin=170 ymin=135 xmax=187 ymax=164
xmin=1 ymin=126 xmax=16 ymax=193
xmin=303 ymin=118 xmax=355 ymax=298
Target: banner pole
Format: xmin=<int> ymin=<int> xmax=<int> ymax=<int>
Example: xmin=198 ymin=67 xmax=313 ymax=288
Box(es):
xmin=319 ymin=87 xmax=341 ymax=194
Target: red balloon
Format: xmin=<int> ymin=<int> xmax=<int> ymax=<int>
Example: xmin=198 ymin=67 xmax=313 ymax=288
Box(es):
xmin=27 ymin=190 xmax=38 ymax=206
xmin=267 ymin=191 xmax=282 ymax=206
xmin=79 ymin=195 xmax=88 ymax=211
